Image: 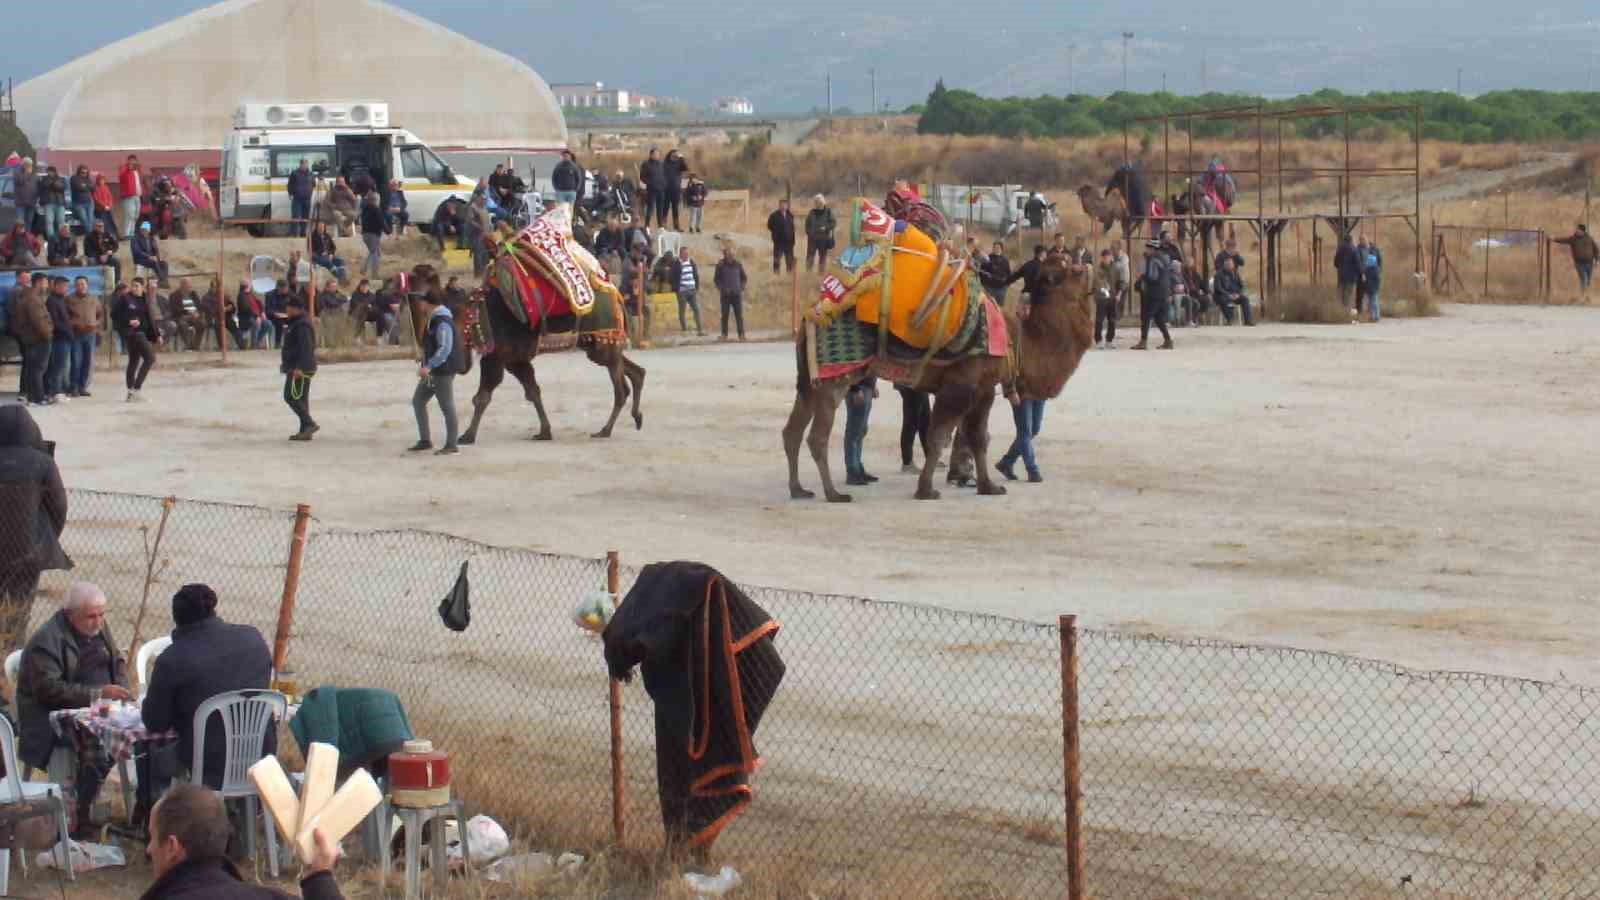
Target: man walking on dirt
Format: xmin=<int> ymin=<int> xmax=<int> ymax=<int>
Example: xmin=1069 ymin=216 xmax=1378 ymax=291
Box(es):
xmin=280 ymin=295 xmax=319 ymax=441
xmin=1132 ymin=240 xmax=1174 ymax=351
xmin=410 ymin=292 xmax=463 ymax=456
xmin=1553 ymin=224 xmax=1598 ymax=293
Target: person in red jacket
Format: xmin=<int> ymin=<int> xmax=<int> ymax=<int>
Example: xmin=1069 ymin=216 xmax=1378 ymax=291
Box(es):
xmin=118 ymin=155 xmax=145 ymax=240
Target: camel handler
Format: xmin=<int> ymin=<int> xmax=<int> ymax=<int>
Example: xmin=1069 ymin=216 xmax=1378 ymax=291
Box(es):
xmin=1552 ymin=223 xmax=1598 ymax=294
xmin=279 ymin=295 xmax=319 ymax=441
xmin=409 ymin=291 xmax=464 ymax=456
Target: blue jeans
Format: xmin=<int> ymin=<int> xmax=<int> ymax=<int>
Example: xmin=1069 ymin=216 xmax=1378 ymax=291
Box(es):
xmin=71 ymin=333 xmax=97 ymax=393
xmin=47 ymin=336 xmax=73 ymax=396
xmin=42 ymin=204 xmax=66 ymax=238
xmin=291 ymin=195 xmax=311 ymax=236
xmin=313 ymin=253 xmax=347 ymax=282
xmin=843 ymin=389 xmax=874 ymax=477
xmin=1367 ymin=286 xmax=1381 ymax=322
xmin=73 ymin=202 xmax=93 ymax=235
xmin=1578 ymin=260 xmax=1594 ymax=291
xmin=1000 ymin=399 xmax=1046 ymax=476
xmin=554 ymin=190 xmax=577 ymax=207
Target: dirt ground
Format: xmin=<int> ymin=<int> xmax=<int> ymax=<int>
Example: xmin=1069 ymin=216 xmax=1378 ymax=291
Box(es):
xmin=19 ymin=301 xmax=1600 ymax=685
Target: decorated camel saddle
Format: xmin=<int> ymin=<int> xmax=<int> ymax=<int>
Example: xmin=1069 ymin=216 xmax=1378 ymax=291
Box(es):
xmin=481 ymin=203 xmax=627 ymax=350
xmin=805 ymin=195 xmax=1007 ymax=384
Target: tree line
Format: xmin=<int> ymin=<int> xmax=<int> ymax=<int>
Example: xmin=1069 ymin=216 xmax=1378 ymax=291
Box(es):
xmin=914 ymin=81 xmax=1600 ymax=143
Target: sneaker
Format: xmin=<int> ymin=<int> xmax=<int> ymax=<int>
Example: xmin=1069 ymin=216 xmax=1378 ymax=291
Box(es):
xmin=900 ymin=464 xmax=919 ymax=475
xmin=288 ymin=431 xmax=313 ymax=442
xmin=996 ymin=462 xmax=1018 ymax=481
xmin=1027 ymin=471 xmax=1044 ymax=484
xmin=78 ymin=390 xmax=92 ymax=398
xmin=126 ymin=391 xmax=137 ymax=403
xmin=1158 ymin=340 xmax=1175 ymax=350
xmin=51 ymin=394 xmax=69 ymax=404
xmin=407 ymin=441 xmax=433 ymax=452
xmin=435 ymin=446 xmax=459 ymax=456
xmin=862 ymin=472 xmax=880 ymax=483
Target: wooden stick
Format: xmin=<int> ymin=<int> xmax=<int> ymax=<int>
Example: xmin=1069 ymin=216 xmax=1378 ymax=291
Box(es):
xmin=607 ymin=550 xmax=625 ymax=846
xmin=272 ymin=504 xmax=313 ymax=675
xmin=1060 ymin=614 xmax=1085 ymax=900
xmin=127 ymin=496 xmax=176 ymax=691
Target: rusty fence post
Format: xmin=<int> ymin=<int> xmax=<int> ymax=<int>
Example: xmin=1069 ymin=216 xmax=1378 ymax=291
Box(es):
xmin=271 ymin=504 xmax=312 ymax=677
xmin=1060 ymin=614 xmax=1085 ymax=900
xmin=608 ymin=550 xmax=625 ymax=846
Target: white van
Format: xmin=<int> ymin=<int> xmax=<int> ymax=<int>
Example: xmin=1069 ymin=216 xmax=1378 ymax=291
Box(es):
xmin=220 ymin=100 xmax=477 ymax=235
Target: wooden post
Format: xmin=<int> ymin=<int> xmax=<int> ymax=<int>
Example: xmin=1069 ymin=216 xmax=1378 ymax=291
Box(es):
xmin=607 ymin=550 xmax=625 ymax=846
xmin=218 ymin=221 xmax=228 ymax=364
xmin=1060 ymin=615 xmax=1085 ymax=900
xmin=271 ymin=504 xmax=312 ymax=675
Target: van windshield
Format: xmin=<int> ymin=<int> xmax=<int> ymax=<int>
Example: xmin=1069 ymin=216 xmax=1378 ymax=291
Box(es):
xmin=400 ymin=145 xmax=449 ymax=183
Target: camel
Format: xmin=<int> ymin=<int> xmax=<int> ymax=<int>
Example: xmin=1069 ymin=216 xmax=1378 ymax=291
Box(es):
xmin=783 ymin=257 xmax=1094 ymax=502
xmin=1170 ymin=181 xmax=1224 ymax=244
xmin=1077 ymin=185 xmax=1131 ymax=238
xmin=406 ymin=264 xmax=646 ymax=444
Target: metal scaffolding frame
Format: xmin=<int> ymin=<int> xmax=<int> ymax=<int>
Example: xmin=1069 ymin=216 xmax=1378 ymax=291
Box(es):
xmin=1120 ymin=103 xmax=1424 ymax=304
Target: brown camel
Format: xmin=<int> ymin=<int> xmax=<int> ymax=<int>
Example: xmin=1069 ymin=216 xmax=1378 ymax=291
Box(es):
xmin=1077 ymin=185 xmax=1131 ymax=237
xmin=406 ymin=265 xmax=646 ymax=444
xmin=783 ymin=257 xmax=1094 ymax=501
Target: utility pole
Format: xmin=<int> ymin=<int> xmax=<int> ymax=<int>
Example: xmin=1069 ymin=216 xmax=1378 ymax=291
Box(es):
xmin=1456 ymin=67 xmax=1463 ymax=96
xmin=1068 ymin=43 xmax=1077 ymax=95
xmin=826 ymin=72 xmax=832 ymax=117
xmin=1162 ymin=72 xmax=1167 ymax=94
xmin=870 ymin=68 xmax=876 ymax=118
xmin=1122 ymin=32 xmax=1134 ymax=92
xmin=1201 ymin=48 xmax=1207 ymax=94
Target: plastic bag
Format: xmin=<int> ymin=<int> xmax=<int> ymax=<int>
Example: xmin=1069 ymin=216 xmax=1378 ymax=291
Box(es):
xmin=484 ymin=852 xmax=555 ymax=882
xmin=38 ymin=840 xmax=126 ymax=873
xmin=573 ymin=590 xmax=617 ymax=634
xmin=447 ymin=814 xmax=509 ymax=864
xmin=684 ymin=866 xmax=742 ymax=896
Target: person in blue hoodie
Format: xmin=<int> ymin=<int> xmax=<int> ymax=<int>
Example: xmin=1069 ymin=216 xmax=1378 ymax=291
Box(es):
xmin=1363 ymin=246 xmax=1383 ymax=323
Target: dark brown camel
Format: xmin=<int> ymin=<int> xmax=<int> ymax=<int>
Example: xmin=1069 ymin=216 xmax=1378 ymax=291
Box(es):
xmin=1077 ymin=185 xmax=1130 ymax=237
xmin=407 ymin=265 xmax=645 ymax=444
xmin=783 ymin=257 xmax=1093 ymax=501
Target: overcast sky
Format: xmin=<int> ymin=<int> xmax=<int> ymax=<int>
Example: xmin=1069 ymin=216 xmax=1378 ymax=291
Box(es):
xmin=9 ymin=1 xmax=1600 ymax=112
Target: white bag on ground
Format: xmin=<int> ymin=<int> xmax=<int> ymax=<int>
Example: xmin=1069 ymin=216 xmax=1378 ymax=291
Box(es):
xmin=684 ymin=865 xmax=742 ymax=896
xmin=448 ymin=814 xmax=509 ymax=864
xmin=483 ymin=852 xmax=554 ymax=883
xmin=37 ymin=839 xmax=126 ymax=873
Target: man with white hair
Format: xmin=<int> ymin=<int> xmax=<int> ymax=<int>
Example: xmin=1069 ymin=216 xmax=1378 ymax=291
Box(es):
xmin=16 ymin=582 xmax=131 ymax=834
xmin=804 ymin=195 xmax=836 ymax=272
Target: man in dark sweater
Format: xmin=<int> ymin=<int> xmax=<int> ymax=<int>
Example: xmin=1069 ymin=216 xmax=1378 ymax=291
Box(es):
xmin=767 ymin=199 xmax=796 ymax=274
xmin=111 ymin=278 xmax=161 ymax=401
xmin=1212 ymin=256 xmax=1254 ymax=325
xmin=980 ymin=241 xmax=1013 ymax=305
xmin=280 ymin=295 xmax=319 ymax=440
xmin=712 ymin=245 xmax=747 ymax=341
xmin=1004 ymin=245 xmax=1048 ymax=305
xmin=45 ymin=276 xmax=76 ymax=402
xmin=11 ymin=274 xmax=55 ymax=406
xmin=286 ymin=158 xmax=315 ymax=238
xmin=638 ymin=149 xmax=665 ymax=227
xmin=661 ymin=150 xmax=688 ymax=231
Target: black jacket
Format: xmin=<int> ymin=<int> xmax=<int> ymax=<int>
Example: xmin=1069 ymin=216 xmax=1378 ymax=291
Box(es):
xmin=670 ymin=258 xmax=699 ymax=293
xmin=138 ymin=858 xmax=342 ymax=900
xmin=661 ymin=153 xmax=688 ymax=192
xmin=552 ymin=158 xmax=583 ymax=192
xmin=981 ymin=253 xmax=1012 ymax=290
xmin=0 ymin=406 xmax=69 ymax=577
xmin=48 ymin=235 xmax=79 ymax=264
xmin=767 ymin=209 xmax=796 ymax=247
xmin=141 ymin=616 xmax=274 ymax=784
xmin=360 ymin=204 xmax=388 ymax=237
xmin=280 ymin=317 xmax=317 ymax=374
xmin=639 ymin=158 xmax=664 ymax=191
xmin=69 ymin=173 xmax=93 ymax=204
xmin=1215 ymin=251 xmax=1245 ymax=274
xmin=1214 ymin=267 xmax=1244 ymax=298
xmin=1333 ymin=241 xmax=1360 ymax=284
xmin=17 ymin=610 xmax=126 ymax=770
xmin=1005 ymin=257 xmax=1045 ymax=297
xmin=286 ymin=169 xmax=315 ymax=202
xmin=38 ymin=173 xmax=67 ymax=206
xmin=84 ymin=230 xmax=118 ymax=259
xmin=713 ymin=258 xmax=747 ymax=295
xmin=684 ymin=181 xmax=708 ymax=207
xmin=804 ymin=207 xmax=836 ymax=245
xmin=111 ymin=293 xmax=160 ymax=340
xmin=310 ymin=231 xmax=338 ymax=257
xmin=46 ymin=292 xmax=73 ymax=335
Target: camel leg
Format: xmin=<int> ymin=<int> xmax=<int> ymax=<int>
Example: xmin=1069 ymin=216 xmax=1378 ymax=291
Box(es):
xmin=966 ymin=390 xmax=1006 ymax=497
xmin=783 ymin=391 xmax=816 ymax=499
xmin=590 ymin=347 xmax=628 ymax=439
xmin=916 ymin=385 xmax=974 ymax=501
xmin=806 ymin=383 xmax=852 ymax=503
xmin=506 ymin=359 xmax=552 ymax=441
xmin=623 ymin=356 xmax=646 ymax=431
xmin=459 ymin=354 xmax=505 ymax=446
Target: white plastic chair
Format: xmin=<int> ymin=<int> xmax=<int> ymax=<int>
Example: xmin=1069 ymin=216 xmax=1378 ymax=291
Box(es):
xmin=192 ymin=690 xmax=288 ymax=877
xmin=134 ymin=636 xmax=173 ymax=689
xmin=3 ymin=650 xmax=19 ymax=688
xmin=0 ymin=715 xmax=74 ymax=891
xmin=4 ymin=651 xmax=72 ymax=787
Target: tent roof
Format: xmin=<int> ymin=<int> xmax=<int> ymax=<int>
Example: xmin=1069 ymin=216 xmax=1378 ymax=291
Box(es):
xmin=14 ymin=0 xmax=568 ymax=153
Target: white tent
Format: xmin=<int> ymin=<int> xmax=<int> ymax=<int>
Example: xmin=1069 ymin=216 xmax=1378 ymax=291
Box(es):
xmin=14 ymin=0 xmax=567 ymax=158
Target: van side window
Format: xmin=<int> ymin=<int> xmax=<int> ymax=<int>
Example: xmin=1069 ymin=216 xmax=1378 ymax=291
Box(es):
xmin=399 ymin=146 xmax=428 ymax=180
xmin=272 ymin=150 xmax=334 ymax=178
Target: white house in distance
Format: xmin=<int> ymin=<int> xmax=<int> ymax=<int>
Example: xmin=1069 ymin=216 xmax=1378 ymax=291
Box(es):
xmin=551 ymin=82 xmax=657 ymax=114
xmin=717 ymin=97 xmax=755 ymax=116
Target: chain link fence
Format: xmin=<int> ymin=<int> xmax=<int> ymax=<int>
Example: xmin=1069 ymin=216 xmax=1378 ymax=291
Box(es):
xmin=14 ymin=490 xmax=1600 ymax=897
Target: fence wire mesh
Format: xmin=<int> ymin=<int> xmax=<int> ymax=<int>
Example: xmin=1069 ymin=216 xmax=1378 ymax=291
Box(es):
xmin=13 ymin=490 xmax=1600 ymax=898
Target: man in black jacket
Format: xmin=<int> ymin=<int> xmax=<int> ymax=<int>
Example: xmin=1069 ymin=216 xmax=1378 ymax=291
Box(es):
xmin=1004 ymin=245 xmax=1047 ymax=304
xmin=767 ymin=199 xmax=796 ymax=274
xmin=661 ymin=150 xmax=688 ymax=231
xmin=1212 ymin=256 xmax=1255 ymax=326
xmin=141 ymin=783 xmax=345 ymax=900
xmin=0 ymin=406 xmax=69 ymax=649
xmin=639 ymin=149 xmax=664 ymax=227
xmin=713 ymin=245 xmax=747 ymax=341
xmin=280 ymin=295 xmax=319 ymax=440
xmin=112 ymin=278 xmax=161 ymax=401
xmin=981 ymin=242 xmax=1013 ymax=305
xmin=551 ymin=150 xmax=584 ymax=207
xmin=1333 ymin=234 xmax=1361 ymax=312
xmin=803 ymin=196 xmax=836 ymax=271
xmin=142 ymin=585 xmax=274 ymax=787
xmin=286 ymin=158 xmax=315 ymax=238
xmin=45 ymin=276 xmax=76 ymax=402
xmin=83 ymin=219 xmax=121 ymax=283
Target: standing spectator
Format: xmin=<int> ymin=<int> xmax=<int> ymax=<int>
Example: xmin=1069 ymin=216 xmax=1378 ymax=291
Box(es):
xmin=1363 ymin=245 xmax=1383 ymax=323
xmin=112 ymin=278 xmax=160 ymax=401
xmin=83 ymin=219 xmax=121 ymax=283
xmin=767 ymin=199 xmax=797 ymax=274
xmin=843 ymin=377 xmax=878 ymax=486
xmin=118 ymin=155 xmax=144 ymax=240
xmin=462 ymin=194 xmax=491 ymax=278
xmin=639 ymin=148 xmax=664 ymax=227
xmin=132 ymin=222 xmax=170 ymax=286
xmin=264 ymin=280 xmax=291 ymax=348
xmin=360 ymin=194 xmax=389 ymax=280
xmin=803 ymin=196 xmax=836 ymax=271
xmin=38 ymin=166 xmax=68 ymax=239
xmin=280 ymin=295 xmax=318 ymax=441
xmin=1553 ymin=223 xmax=1598 ymax=293
xmin=12 ymin=275 xmax=53 ymax=406
xmin=1094 ymin=248 xmax=1121 ymax=348
xmin=286 ymin=158 xmax=315 ymax=238
xmin=48 ymin=224 xmax=80 ymax=266
xmin=69 ymin=165 xmax=94 ymax=236
xmin=671 ymin=246 xmax=704 ymax=336
xmin=1 ymin=222 xmax=43 ymax=266
xmin=384 ymin=180 xmax=410 ymax=234
xmin=1333 ymin=234 xmax=1361 ymax=314
xmin=1212 ymin=256 xmax=1254 ymax=326
xmin=1023 ymin=191 xmax=1047 ymax=236
xmin=67 ymin=276 xmax=102 ymax=397
xmin=1004 ymin=245 xmax=1048 ymax=304
xmin=12 ymin=160 xmax=39 ymax=236
xmin=684 ymin=173 xmax=708 ymax=234
xmin=409 ymin=292 xmax=462 ymax=455
xmin=713 ymin=244 xmax=747 ymax=341
xmin=551 ymin=150 xmax=583 ymax=207
xmin=430 ymin=201 xmax=463 ymax=251
xmin=1069 ymin=235 xmax=1092 ymax=267
xmin=91 ymin=173 xmax=118 ymax=234
xmin=45 ymin=277 xmax=75 ymax=401
xmin=980 ymin=241 xmax=1012 ymax=305
xmin=0 ymin=405 xmax=69 ymax=650
xmin=310 ymin=221 xmax=348 ymax=283
xmin=1132 ymin=240 xmax=1174 ymax=351
xmin=661 ymin=150 xmax=688 ymax=231
xmin=895 ymin=386 xmax=931 ymax=474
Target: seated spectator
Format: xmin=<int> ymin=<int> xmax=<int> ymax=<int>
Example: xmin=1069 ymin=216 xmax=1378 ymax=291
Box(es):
xmin=143 ymin=782 xmax=344 ymax=900
xmin=384 ymin=181 xmax=409 ymax=235
xmin=169 ymin=278 xmax=205 ymax=350
xmin=265 ymin=280 xmax=291 ymax=349
xmin=369 ymin=280 xmax=400 ymax=342
xmin=317 ymin=279 xmax=347 ymax=314
xmin=131 ymin=222 xmax=171 ymax=286
xmin=594 ymin=217 xmax=628 ymax=261
xmin=2 ymin=222 xmax=43 ymax=266
xmin=309 ymin=222 xmax=348 ymax=284
xmin=234 ymin=282 xmax=262 ymax=350
xmin=430 ymin=202 xmax=463 ymax=251
xmin=326 ymin=177 xmax=359 ymax=236
xmin=199 ymin=277 xmax=238 ymax=350
xmin=444 ymin=275 xmax=468 ymax=309
xmin=83 ymin=219 xmax=122 ymax=283
xmin=16 ymin=583 xmax=132 ymax=835
xmin=48 ymin=224 xmax=81 ymax=266
xmin=1212 ymin=256 xmax=1255 ymax=326
xmin=141 ymin=584 xmax=274 ymax=789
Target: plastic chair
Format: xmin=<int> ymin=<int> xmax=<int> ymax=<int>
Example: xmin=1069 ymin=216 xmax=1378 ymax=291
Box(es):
xmin=0 ymin=715 xmax=74 ymax=891
xmin=134 ymin=636 xmax=173 ymax=689
xmin=3 ymin=650 xmax=19 ymax=691
xmin=191 ymin=690 xmax=288 ymax=877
